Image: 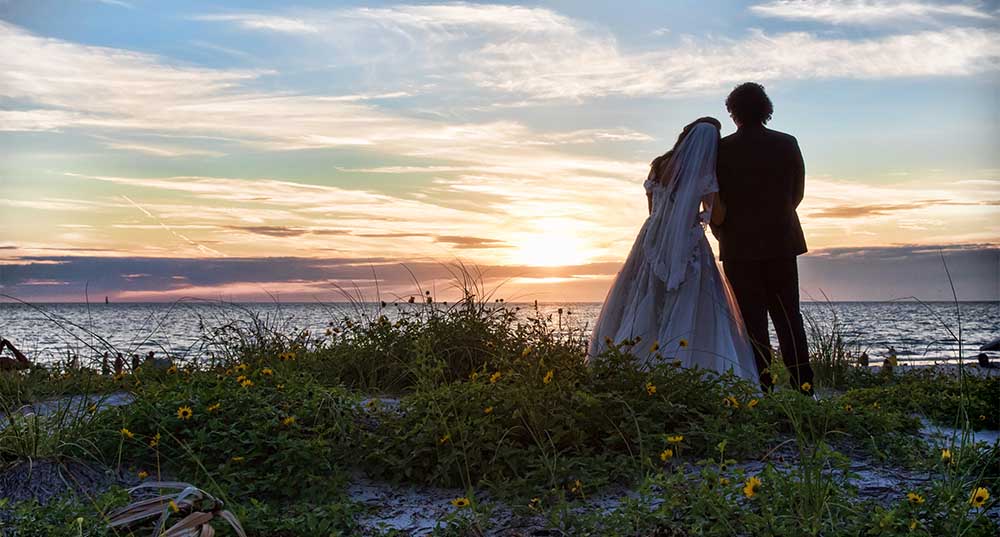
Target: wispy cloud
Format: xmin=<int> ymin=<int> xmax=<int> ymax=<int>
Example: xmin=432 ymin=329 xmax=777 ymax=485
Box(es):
xmin=750 ymin=1 xmax=994 ymax=25
xmin=188 ymin=40 xmax=254 ymax=59
xmin=99 ymin=138 xmax=226 ymax=157
xmin=193 ymin=4 xmax=1000 ymax=101
xmin=120 ymin=195 xmax=226 ymax=257
xmin=0 ymin=109 xmax=83 ymax=132
xmin=59 ymin=166 xmax=642 ymax=266
xmin=4 ymin=10 xmax=997 ymax=153
xmin=1 ymin=20 xmax=656 ymax=156
xmin=93 ymin=0 xmax=134 ymax=9
xmin=226 ymin=226 xmax=349 ymax=238
xmin=435 ymin=235 xmax=511 ymax=249
xmin=192 ymin=14 xmax=320 ymax=33
xmin=46 ymin=163 xmax=999 ymax=269
xmin=808 ymin=199 xmax=988 ymax=218
xmin=465 ymin=28 xmax=1000 ymax=99
xmin=800 ymin=175 xmax=1000 ymax=247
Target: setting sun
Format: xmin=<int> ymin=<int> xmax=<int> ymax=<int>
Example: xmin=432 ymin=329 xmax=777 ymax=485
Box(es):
xmin=508 ymin=224 xmax=595 ymax=267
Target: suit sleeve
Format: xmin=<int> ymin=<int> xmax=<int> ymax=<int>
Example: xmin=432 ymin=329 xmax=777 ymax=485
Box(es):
xmin=791 ymin=137 xmax=805 ymax=208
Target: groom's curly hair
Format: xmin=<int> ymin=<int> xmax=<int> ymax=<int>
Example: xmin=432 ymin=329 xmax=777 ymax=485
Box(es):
xmin=725 ymin=82 xmax=773 ymax=125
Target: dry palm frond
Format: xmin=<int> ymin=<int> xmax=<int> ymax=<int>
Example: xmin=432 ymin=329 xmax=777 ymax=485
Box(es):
xmin=107 ymin=481 xmax=246 ymax=537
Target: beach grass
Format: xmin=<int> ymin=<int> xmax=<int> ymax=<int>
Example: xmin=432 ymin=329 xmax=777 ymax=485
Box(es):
xmin=0 ymin=290 xmax=997 ymax=536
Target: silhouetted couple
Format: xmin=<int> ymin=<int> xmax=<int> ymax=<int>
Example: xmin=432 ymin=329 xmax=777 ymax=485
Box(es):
xmin=590 ymin=82 xmax=814 ymax=393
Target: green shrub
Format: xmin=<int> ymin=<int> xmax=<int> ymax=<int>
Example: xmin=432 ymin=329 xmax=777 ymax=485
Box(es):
xmin=0 ymin=489 xmax=127 ymax=537
xmin=105 ymin=363 xmax=357 ymax=502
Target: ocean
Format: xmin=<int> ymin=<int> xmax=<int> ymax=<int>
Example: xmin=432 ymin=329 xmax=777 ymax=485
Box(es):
xmin=0 ymin=301 xmax=997 ymax=366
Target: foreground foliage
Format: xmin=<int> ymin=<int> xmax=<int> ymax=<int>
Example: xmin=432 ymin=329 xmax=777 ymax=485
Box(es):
xmin=1 ymin=294 xmax=997 ymax=536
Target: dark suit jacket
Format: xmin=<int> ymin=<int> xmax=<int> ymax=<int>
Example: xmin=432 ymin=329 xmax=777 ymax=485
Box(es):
xmin=715 ymin=125 xmax=807 ymax=261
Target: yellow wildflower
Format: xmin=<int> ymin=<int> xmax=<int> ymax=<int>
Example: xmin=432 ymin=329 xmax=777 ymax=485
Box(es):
xmin=469 ymin=371 xmax=479 ymax=381
xmin=120 ymin=428 xmax=135 ymax=439
xmin=281 ymin=416 xmax=296 ymax=426
xmin=528 ymin=497 xmax=541 ymax=510
xmin=571 ymin=479 xmax=583 ymax=495
xmin=240 ymin=379 xmax=253 ymax=388
xmin=489 ymin=371 xmax=502 ymax=384
xmin=909 ymin=520 xmax=918 ymax=530
xmin=679 ymin=338 xmax=688 ymax=348
xmin=207 ymin=403 xmax=221 ymax=413
xmin=137 ymin=470 xmax=149 ymax=479
xmin=747 ymin=399 xmax=759 ymax=409
xmin=801 ymin=382 xmax=812 ymax=392
xmin=844 ymin=404 xmax=853 ymax=413
xmin=969 ymin=487 xmax=990 ymax=509
xmin=176 ymin=406 xmax=193 ymax=420
xmin=149 ymin=432 xmax=161 ymax=447
xmin=723 ymin=395 xmax=740 ymax=409
xmin=168 ymin=500 xmax=179 ymax=513
xmin=521 ymin=347 xmax=532 ymax=358
xmin=650 ymin=341 xmax=660 ymax=352
xmin=235 ymin=363 xmax=248 ymax=372
xmin=235 ymin=375 xmax=247 ymax=383
xmin=666 ymin=434 xmax=684 ymax=444
xmin=543 ymin=370 xmax=554 ymax=384
xmin=450 ymin=497 xmax=470 ymax=508
xmin=719 ymin=477 xmax=730 ymax=486
xmin=743 ymin=476 xmax=762 ymax=499
xmin=261 ymin=368 xmax=273 ymax=376
xmin=113 ymin=372 xmax=126 ymax=382
xmin=276 ymin=384 xmax=284 ymax=390
xmin=231 ymin=456 xmax=245 ymax=463
xmin=646 ymin=382 xmax=657 ymax=396
xmin=166 ymin=366 xmax=178 ymax=375
xmin=87 ymin=404 xmax=97 ymax=413
xmin=483 ymin=406 xmax=494 ymax=415
xmin=660 ymin=449 xmax=673 ymax=461
xmin=906 ymin=492 xmax=925 ymax=505
xmin=940 ymin=448 xmax=952 ymax=465
xmin=439 ymin=434 xmax=450 ymax=445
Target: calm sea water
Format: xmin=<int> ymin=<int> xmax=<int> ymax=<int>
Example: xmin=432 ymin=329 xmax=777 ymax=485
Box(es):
xmin=0 ymin=301 xmax=997 ymax=366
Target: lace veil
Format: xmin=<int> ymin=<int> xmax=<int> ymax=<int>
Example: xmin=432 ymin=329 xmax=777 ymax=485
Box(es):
xmin=642 ymin=123 xmax=719 ymax=290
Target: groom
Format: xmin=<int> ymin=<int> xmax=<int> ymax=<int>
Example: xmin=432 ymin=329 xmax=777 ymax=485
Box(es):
xmin=714 ymin=82 xmax=814 ymax=393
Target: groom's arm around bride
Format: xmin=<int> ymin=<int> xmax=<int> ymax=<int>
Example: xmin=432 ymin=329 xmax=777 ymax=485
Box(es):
xmin=715 ymin=82 xmax=814 ymax=393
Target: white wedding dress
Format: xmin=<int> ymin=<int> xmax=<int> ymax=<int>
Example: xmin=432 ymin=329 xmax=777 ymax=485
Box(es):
xmin=588 ymin=123 xmax=758 ymax=382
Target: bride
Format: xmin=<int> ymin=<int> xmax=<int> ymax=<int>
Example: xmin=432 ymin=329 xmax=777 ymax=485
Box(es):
xmin=589 ymin=117 xmax=757 ymax=382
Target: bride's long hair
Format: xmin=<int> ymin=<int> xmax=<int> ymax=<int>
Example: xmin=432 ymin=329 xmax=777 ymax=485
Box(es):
xmin=650 ymin=116 xmax=722 ymax=186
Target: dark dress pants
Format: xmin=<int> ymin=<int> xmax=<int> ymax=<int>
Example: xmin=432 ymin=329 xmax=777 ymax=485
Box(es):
xmin=722 ymin=257 xmax=814 ymax=391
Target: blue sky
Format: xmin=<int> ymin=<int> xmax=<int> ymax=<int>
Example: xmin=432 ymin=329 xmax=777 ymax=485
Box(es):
xmin=0 ymin=0 xmax=998 ymax=302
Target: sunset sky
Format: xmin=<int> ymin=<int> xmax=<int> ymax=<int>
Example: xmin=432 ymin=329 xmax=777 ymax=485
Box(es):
xmin=1 ymin=0 xmax=998 ymax=302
